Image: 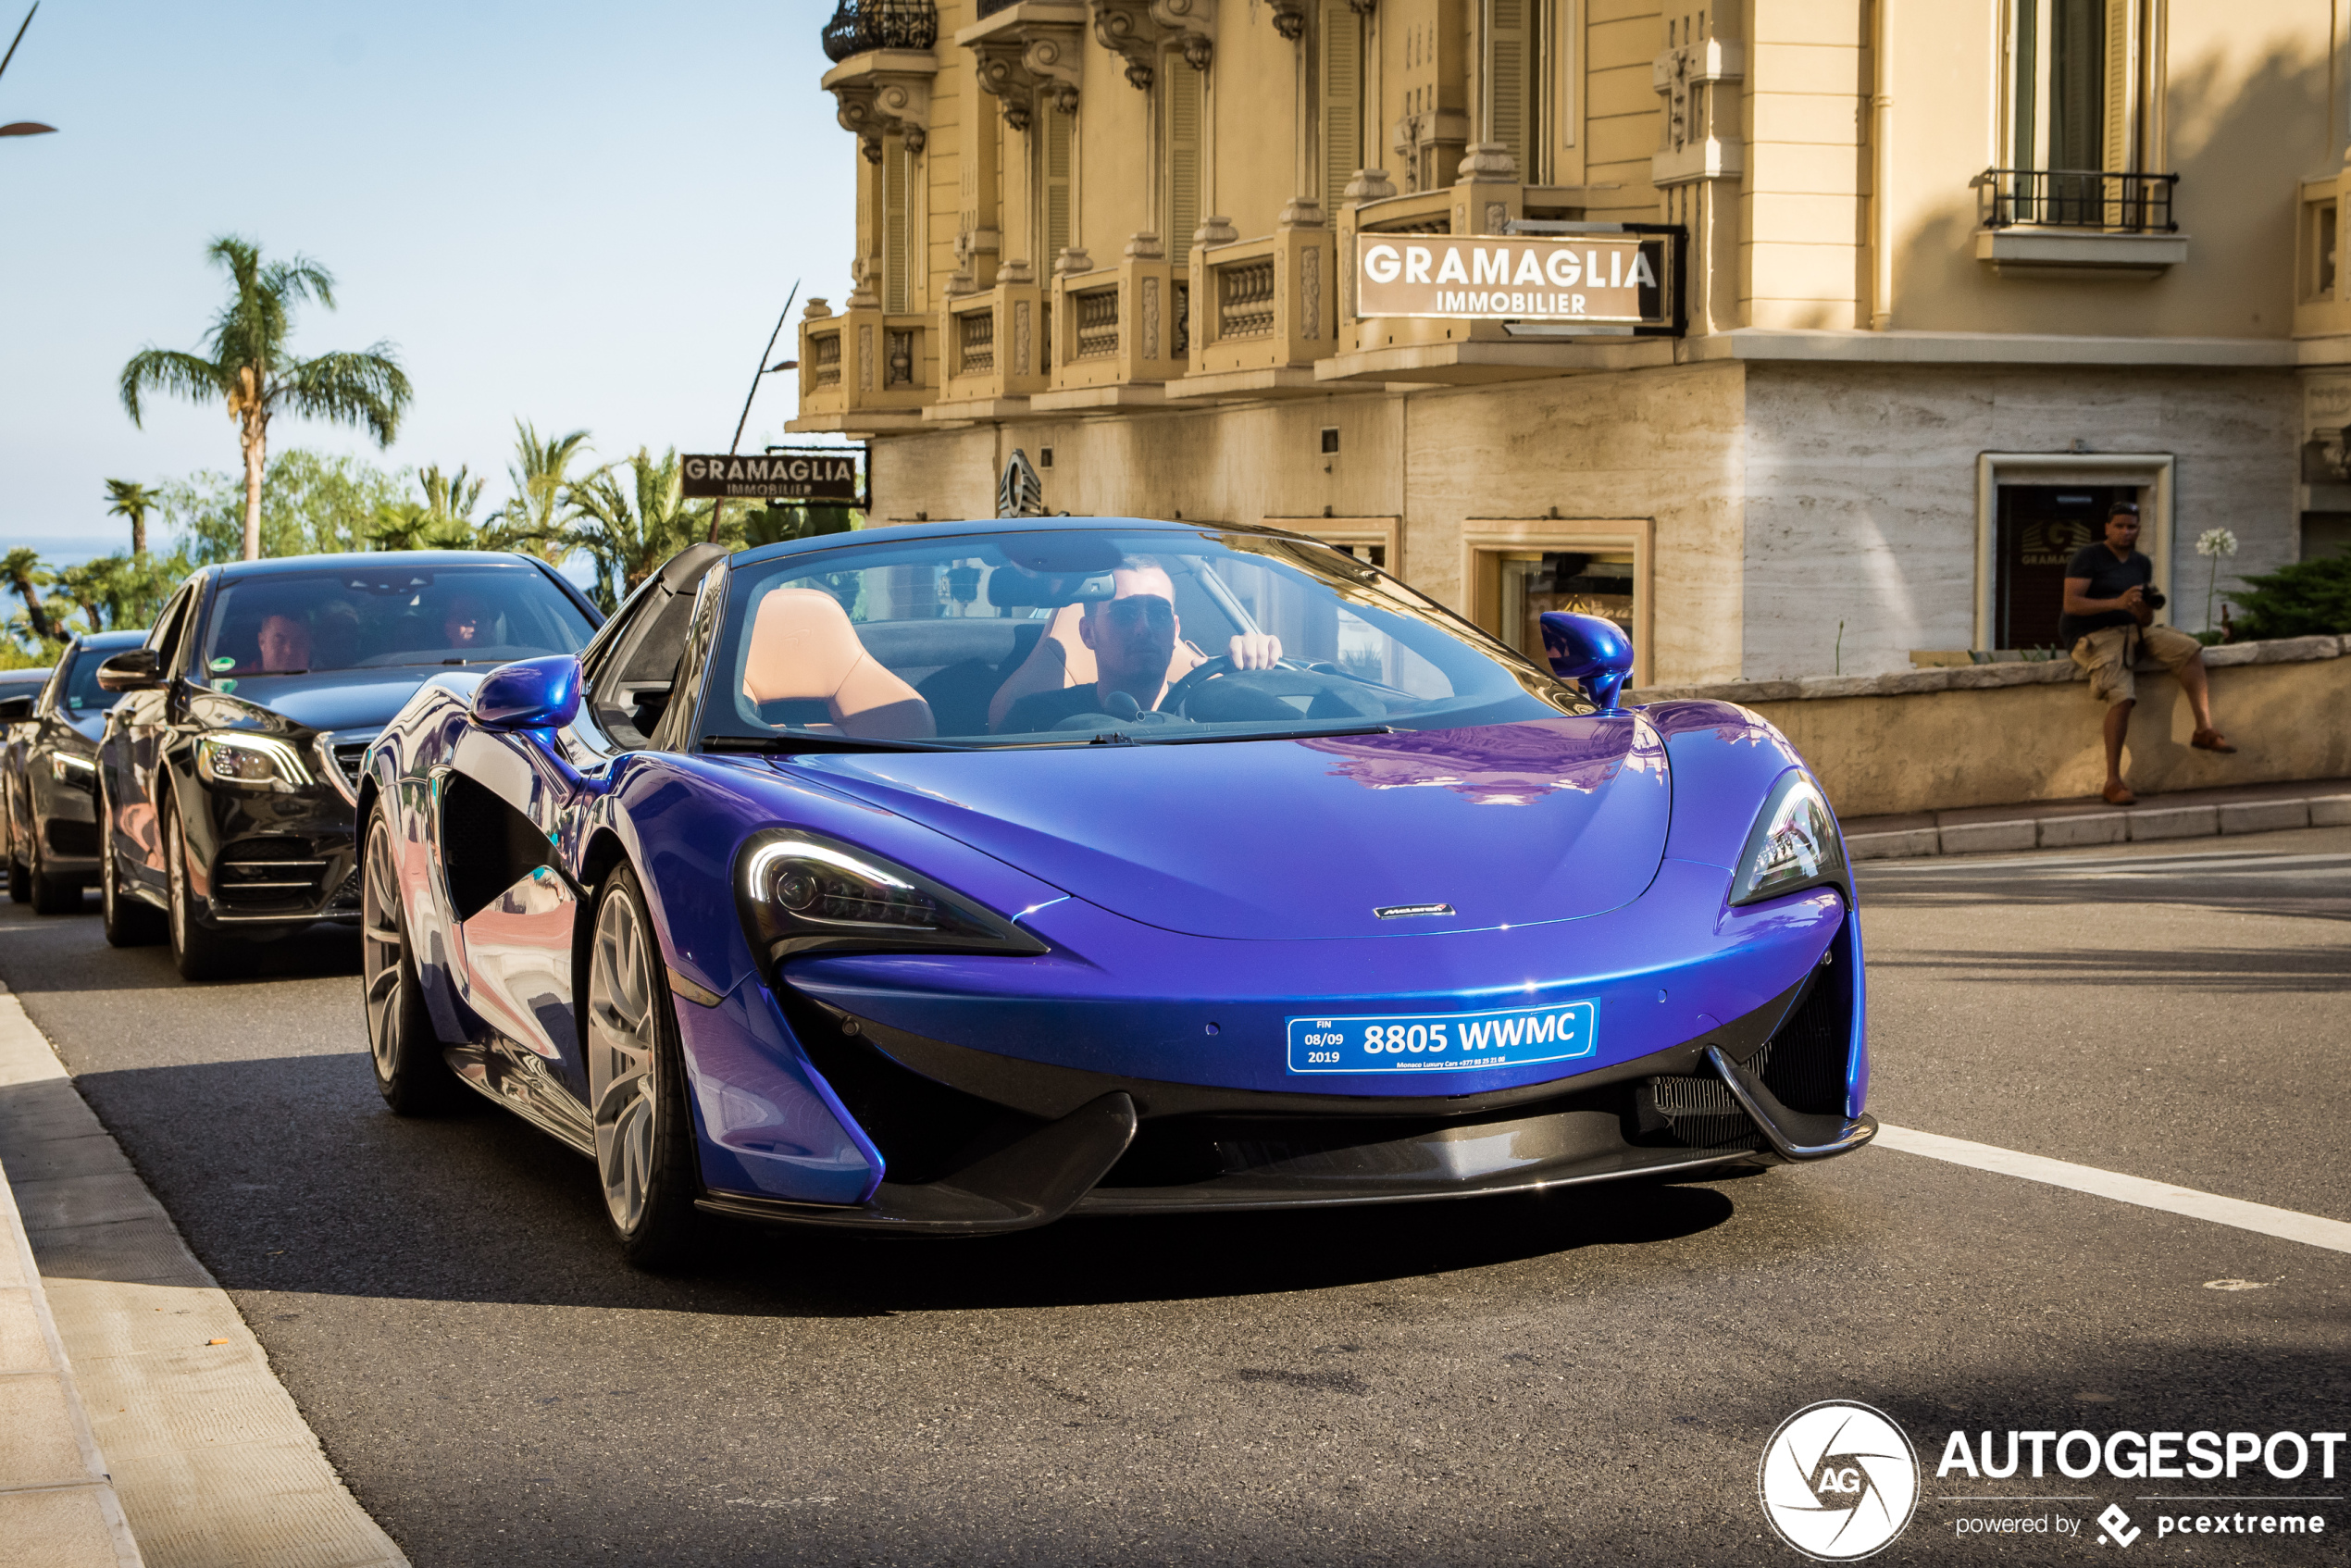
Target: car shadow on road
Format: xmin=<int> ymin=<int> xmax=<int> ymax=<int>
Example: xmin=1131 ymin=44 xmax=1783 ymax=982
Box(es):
xmin=24 ymin=1045 xmax=1765 ymax=1321
xmin=1866 ymin=946 xmax=2351 ymax=994
xmin=0 ymin=904 xmax=360 ymax=990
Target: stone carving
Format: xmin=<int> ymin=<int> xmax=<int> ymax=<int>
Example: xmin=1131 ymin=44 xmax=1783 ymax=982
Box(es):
xmin=859 ymin=323 xmax=875 ymax=391
xmin=1485 ymin=201 xmax=1508 ymax=233
xmin=827 ymin=69 xmax=933 ymax=163
xmin=969 ymin=27 xmax=1084 ymax=131
xmin=1014 ymin=299 xmax=1033 ymax=375
xmin=1649 ymin=21 xmax=1745 ymax=186
xmin=1300 ymin=248 xmax=1321 ymax=340
xmin=1088 ymin=0 xmax=1212 ymax=90
xmin=1142 ymin=275 xmax=1161 ymax=358
xmin=1267 ymin=0 xmax=1308 ymax=42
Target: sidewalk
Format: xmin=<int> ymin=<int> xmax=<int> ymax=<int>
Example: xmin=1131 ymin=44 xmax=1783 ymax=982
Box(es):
xmin=0 ymin=985 xmax=407 ymax=1568
xmin=1844 ymin=778 xmax=2351 ymax=860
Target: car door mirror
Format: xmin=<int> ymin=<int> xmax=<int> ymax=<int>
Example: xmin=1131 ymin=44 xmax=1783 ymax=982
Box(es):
xmin=1537 ymin=612 xmax=1634 ymax=714
xmin=471 ymin=655 xmax=583 ymax=732
xmin=94 ymin=648 xmax=163 ymax=692
xmin=0 ymin=695 xmax=31 ymax=722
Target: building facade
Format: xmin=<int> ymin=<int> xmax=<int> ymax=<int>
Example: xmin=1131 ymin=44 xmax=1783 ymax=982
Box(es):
xmin=792 ymin=0 xmax=2346 ymax=684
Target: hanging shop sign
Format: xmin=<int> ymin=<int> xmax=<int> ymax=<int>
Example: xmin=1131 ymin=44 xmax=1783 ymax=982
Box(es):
xmin=680 ymin=447 xmax=865 ymax=503
xmin=1353 ymin=229 xmax=1681 ymax=332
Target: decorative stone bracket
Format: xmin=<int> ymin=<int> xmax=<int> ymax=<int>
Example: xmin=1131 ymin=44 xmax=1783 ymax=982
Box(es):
xmin=1266 ymin=0 xmax=1309 ymax=43
xmin=969 ymin=31 xmax=1083 ymax=129
xmin=823 ymin=50 xmax=938 ymax=162
xmin=1650 ymin=30 xmax=1743 ymax=187
xmin=1088 ymin=0 xmax=1213 ymax=90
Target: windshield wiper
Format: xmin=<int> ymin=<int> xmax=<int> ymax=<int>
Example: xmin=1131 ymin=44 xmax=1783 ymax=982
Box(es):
xmin=702 ymin=733 xmax=972 ymax=755
xmin=1134 ymin=723 xmax=1395 ymax=746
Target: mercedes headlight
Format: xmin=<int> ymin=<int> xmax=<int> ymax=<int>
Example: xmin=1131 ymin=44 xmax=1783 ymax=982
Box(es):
xmin=194 ymin=733 xmax=314 ymax=790
xmin=1727 ymin=771 xmax=1848 ymax=906
xmin=735 ymin=829 xmax=1047 ymax=963
xmin=49 ymin=752 xmax=95 ymax=788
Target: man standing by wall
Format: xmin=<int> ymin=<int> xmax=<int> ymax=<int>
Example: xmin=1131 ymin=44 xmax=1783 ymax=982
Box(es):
xmin=2061 ymin=501 xmax=2237 ymax=806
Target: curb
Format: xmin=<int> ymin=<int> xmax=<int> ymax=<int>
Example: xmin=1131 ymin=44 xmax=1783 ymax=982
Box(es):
xmin=1848 ymin=793 xmax=2351 ymax=862
xmin=0 ymin=1144 xmax=142 ymax=1568
xmin=0 ymin=988 xmax=409 ymax=1568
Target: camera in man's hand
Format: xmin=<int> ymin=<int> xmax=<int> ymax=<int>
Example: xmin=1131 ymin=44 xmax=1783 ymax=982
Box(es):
xmin=2140 ymin=585 xmax=2166 ymax=611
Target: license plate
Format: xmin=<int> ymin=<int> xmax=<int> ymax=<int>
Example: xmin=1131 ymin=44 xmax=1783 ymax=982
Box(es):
xmin=1286 ymin=1002 xmax=1598 ymax=1075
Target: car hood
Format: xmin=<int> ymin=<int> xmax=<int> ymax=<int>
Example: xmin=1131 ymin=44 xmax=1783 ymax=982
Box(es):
xmin=783 ymin=716 xmax=1672 ymax=940
xmin=193 ymin=669 xmax=456 ymax=735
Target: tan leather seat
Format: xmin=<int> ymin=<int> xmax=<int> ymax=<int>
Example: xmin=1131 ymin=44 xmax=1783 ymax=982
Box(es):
xmin=987 ymin=604 xmax=1097 ymax=730
xmin=741 ymin=589 xmax=936 ymax=740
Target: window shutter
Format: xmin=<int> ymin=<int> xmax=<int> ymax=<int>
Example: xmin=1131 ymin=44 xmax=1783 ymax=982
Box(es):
xmin=1164 ymin=61 xmax=1203 ymax=267
xmin=2101 ymin=0 xmax=2135 ymax=172
xmin=1488 ymin=0 xmax=1531 ymax=180
xmin=1039 ymin=101 xmax=1072 ymax=266
xmin=1321 ymin=2 xmax=1361 ymax=219
xmin=885 ymin=140 xmax=912 ymax=315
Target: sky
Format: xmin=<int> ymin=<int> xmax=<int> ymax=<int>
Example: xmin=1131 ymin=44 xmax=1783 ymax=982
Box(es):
xmin=0 ymin=0 xmax=855 ymax=557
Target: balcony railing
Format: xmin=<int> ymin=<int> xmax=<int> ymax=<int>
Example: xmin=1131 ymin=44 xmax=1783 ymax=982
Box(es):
xmin=1073 ymin=286 xmax=1120 ymax=359
xmin=812 ymin=330 xmax=843 ymax=389
xmin=956 ymin=308 xmax=995 ymax=375
xmin=1975 ymin=168 xmax=2178 ymax=233
xmin=821 ymin=0 xmax=939 ymax=63
xmin=1215 ymin=259 xmax=1275 ymax=340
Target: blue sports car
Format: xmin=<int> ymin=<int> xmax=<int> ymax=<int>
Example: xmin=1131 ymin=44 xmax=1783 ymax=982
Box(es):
xmin=360 ymin=516 xmax=1872 ymax=1265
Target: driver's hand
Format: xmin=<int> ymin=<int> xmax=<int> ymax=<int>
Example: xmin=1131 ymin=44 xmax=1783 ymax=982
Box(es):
xmin=1228 ymin=632 xmax=1283 ymax=670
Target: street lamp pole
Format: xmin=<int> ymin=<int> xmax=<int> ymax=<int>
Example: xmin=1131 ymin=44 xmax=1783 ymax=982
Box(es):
xmin=706 ymin=280 xmax=802 ymax=544
xmin=0 ymin=3 xmax=56 ymax=139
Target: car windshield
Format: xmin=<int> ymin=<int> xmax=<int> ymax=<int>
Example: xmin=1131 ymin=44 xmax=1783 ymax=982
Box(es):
xmin=198 ymin=564 xmax=595 ymax=678
xmin=62 ymin=647 xmax=131 ymax=716
xmin=701 ymin=527 xmax=1588 ymax=750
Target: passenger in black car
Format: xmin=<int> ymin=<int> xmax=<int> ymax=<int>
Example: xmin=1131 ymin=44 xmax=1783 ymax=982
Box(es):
xmin=996 ymin=557 xmax=1282 ymax=733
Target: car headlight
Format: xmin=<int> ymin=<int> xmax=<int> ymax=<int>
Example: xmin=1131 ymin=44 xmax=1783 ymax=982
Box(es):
xmin=735 ymin=829 xmax=1047 ymax=963
xmin=49 ymin=752 xmax=95 ymax=787
xmin=1727 ymin=771 xmax=1848 ymax=906
xmin=194 ymin=733 xmax=315 ymax=790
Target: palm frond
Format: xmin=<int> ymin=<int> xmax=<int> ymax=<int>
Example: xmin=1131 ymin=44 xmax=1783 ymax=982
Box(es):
xmin=118 ymin=347 xmax=230 ymax=427
xmin=275 ymin=345 xmax=412 ymax=445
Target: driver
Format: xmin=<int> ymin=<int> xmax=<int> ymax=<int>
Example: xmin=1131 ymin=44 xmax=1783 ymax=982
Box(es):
xmin=999 ymin=557 xmax=1280 ymax=733
xmin=442 ymin=592 xmax=494 ymax=651
xmin=255 ymin=613 xmax=313 ymax=673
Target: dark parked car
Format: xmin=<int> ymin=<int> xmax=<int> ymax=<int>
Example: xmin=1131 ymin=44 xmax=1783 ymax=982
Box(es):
xmin=96 ymin=551 xmax=601 ymax=978
xmin=0 ymin=664 xmax=56 ymax=901
xmin=3 ymin=632 xmax=144 ymax=912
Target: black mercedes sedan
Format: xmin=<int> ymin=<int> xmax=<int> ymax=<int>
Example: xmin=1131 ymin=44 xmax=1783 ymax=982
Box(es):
xmin=3 ymin=631 xmax=144 ymax=912
xmin=94 ymin=551 xmax=602 ymax=979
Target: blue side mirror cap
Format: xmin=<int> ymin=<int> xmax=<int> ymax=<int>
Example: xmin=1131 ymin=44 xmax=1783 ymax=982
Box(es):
xmin=1538 ymin=612 xmax=1635 ymax=714
xmin=471 ymin=655 xmax=583 ymax=732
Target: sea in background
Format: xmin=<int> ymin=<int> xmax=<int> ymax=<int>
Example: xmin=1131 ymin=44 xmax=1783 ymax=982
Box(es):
xmin=0 ymin=532 xmax=601 ymax=641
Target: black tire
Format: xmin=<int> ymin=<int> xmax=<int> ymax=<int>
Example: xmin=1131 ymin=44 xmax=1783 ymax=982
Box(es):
xmin=162 ymin=791 xmax=244 ymax=981
xmin=361 ymin=804 xmax=465 ymax=1115
xmin=585 ymin=865 xmax=702 ymax=1270
xmin=26 ymin=829 xmax=78 ymax=915
xmin=6 ymin=854 xmax=26 ymax=904
xmin=98 ymin=786 xmax=163 ymax=948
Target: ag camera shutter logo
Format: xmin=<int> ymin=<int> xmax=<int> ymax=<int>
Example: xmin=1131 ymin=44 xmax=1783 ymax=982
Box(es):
xmin=1759 ymin=1401 xmax=1922 ymax=1560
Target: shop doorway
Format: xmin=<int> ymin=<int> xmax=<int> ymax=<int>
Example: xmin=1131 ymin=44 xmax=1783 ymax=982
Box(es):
xmin=1994 ymin=485 xmax=2126 ymax=650
xmin=1498 ymin=552 xmax=1636 ymax=666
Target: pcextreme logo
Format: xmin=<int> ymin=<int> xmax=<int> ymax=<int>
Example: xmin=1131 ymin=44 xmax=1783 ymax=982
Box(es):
xmin=1759 ymin=1401 xmax=1922 ymax=1561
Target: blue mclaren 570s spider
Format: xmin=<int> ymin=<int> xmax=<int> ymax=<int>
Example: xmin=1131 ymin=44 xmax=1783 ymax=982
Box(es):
xmin=358 ymin=515 xmax=1872 ymax=1265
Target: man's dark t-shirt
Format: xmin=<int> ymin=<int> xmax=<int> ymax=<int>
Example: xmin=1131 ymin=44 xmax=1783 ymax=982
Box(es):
xmin=2058 ymin=544 xmax=2153 ymax=647
xmin=1000 ymin=683 xmax=1125 ymax=734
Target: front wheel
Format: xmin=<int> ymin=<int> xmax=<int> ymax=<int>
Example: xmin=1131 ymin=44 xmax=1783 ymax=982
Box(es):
xmin=362 ymin=805 xmax=464 ymax=1115
xmin=98 ymin=786 xmax=163 ymax=948
xmin=586 ymin=865 xmax=702 ymax=1270
xmin=26 ymin=829 xmax=79 ymax=915
xmin=163 ymin=792 xmax=244 ymax=981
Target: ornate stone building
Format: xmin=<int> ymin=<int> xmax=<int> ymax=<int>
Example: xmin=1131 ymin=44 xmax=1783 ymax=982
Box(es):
xmin=792 ymin=0 xmax=2340 ymax=683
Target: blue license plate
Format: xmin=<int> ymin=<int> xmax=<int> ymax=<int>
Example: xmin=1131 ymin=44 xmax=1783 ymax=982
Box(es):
xmin=1286 ymin=1002 xmax=1598 ymax=1075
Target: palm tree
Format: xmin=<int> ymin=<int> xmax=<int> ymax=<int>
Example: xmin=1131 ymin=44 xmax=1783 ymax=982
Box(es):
xmin=418 ymin=464 xmax=484 ymax=529
xmin=103 ymin=479 xmax=159 ymax=555
xmin=118 ymin=236 xmax=411 ymax=562
xmin=1 ymin=548 xmax=56 ymax=641
xmin=565 ymin=448 xmax=722 ymax=611
xmin=483 ymin=420 xmax=591 ymax=563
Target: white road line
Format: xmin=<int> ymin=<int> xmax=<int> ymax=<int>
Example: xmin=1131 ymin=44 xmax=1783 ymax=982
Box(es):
xmin=1861 ymin=850 xmax=2351 ymax=877
xmin=1876 ymin=1125 xmax=2351 ymax=1256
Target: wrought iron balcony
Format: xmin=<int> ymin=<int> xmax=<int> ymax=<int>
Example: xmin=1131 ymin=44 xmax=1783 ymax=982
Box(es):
xmin=821 ymin=0 xmax=939 ymax=64
xmin=1975 ymin=168 xmax=2178 ymax=233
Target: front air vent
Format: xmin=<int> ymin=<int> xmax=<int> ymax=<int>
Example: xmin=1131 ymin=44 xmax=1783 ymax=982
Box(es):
xmin=213 ymin=839 xmax=330 ymax=910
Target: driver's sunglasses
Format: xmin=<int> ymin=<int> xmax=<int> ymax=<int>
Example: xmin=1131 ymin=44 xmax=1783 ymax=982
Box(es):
xmin=1101 ymin=594 xmax=1175 ymax=628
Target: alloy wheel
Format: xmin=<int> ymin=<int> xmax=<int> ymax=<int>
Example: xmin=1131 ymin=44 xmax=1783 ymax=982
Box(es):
xmin=361 ymin=815 xmax=405 ymax=1084
xmin=588 ymin=887 xmax=661 ymax=1235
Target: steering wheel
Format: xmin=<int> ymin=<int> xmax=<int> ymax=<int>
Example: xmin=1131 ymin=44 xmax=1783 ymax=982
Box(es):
xmin=1163 ymin=653 xmax=1310 ymax=715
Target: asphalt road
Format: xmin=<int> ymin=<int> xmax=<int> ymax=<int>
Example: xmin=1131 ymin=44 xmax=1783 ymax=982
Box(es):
xmin=1 ymin=828 xmax=2345 ymax=1565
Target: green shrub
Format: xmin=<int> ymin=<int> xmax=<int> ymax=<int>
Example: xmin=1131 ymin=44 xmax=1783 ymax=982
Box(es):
xmin=2225 ymin=548 xmax=2351 ymax=641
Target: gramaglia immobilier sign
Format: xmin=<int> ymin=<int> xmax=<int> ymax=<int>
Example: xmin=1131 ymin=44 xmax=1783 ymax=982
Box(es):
xmin=1354 ymin=232 xmax=1674 ymax=329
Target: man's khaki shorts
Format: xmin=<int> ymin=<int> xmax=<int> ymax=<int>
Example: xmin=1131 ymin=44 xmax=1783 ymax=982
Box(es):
xmin=2070 ymin=623 xmax=2204 ymax=704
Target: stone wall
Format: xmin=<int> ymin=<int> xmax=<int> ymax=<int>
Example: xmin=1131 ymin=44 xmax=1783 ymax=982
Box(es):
xmin=1631 ymin=636 xmax=2349 ymax=818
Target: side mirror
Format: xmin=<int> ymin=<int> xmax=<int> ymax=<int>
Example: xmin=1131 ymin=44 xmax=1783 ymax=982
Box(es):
xmin=1538 ymin=612 xmax=1635 ymax=715
xmin=471 ymin=655 xmax=583 ymax=732
xmin=0 ymin=695 xmax=32 ymax=722
xmin=94 ymin=648 xmax=162 ymax=692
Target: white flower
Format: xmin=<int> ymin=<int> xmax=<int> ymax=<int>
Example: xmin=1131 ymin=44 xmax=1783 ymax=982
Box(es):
xmin=2195 ymin=528 xmax=2239 ymax=557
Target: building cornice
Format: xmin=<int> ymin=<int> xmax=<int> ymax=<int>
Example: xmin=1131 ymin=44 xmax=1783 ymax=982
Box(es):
xmin=1678 ymin=328 xmax=2295 ymax=369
